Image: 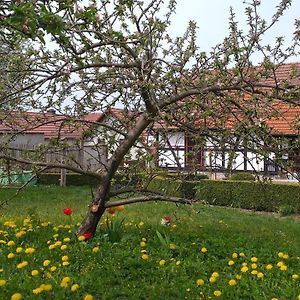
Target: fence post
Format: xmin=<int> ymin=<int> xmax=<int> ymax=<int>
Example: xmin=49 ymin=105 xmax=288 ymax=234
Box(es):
xmin=60 ymin=148 xmax=67 ymax=187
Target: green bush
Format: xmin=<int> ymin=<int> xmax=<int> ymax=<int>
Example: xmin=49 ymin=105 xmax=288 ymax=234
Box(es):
xmin=196 ymin=180 xmax=300 ymax=213
xmin=229 ymin=172 xmax=256 ymax=181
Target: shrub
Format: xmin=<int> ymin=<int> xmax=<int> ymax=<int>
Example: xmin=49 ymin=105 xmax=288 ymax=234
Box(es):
xmin=229 ymin=172 xmax=256 ymax=181
xmin=196 ymin=180 xmax=300 ymax=213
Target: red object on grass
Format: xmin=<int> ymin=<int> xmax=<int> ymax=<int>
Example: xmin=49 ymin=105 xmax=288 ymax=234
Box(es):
xmin=63 ymin=208 xmax=73 ymax=216
xmin=163 ymin=215 xmax=172 ymax=222
xmin=83 ymin=232 xmax=93 ymax=240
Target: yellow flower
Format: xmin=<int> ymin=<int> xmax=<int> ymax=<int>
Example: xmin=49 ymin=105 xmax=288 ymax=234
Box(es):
xmin=48 ymin=244 xmax=55 ymax=250
xmin=280 ymin=265 xmax=287 ymax=271
xmin=141 ymin=238 xmax=147 ymax=242
xmin=159 ymin=260 xmax=166 ymax=266
xmin=61 ymin=256 xmax=69 ymax=262
xmin=196 ymin=279 xmax=205 ymax=286
xmin=228 ymin=279 xmax=237 ymax=286
xmin=266 ymin=264 xmax=273 ymax=270
xmin=211 ymin=272 xmax=219 ymax=278
xmin=60 ymin=245 xmax=67 ymax=250
xmin=7 ymin=240 xmax=15 ymax=247
xmin=251 ymin=263 xmax=257 ymax=269
xmin=63 ymin=237 xmax=71 ymax=243
xmin=116 ymin=205 xmax=125 ymax=212
xmin=11 ymin=293 xmax=22 ymax=300
xmin=25 ymin=247 xmax=35 ymax=254
xmin=0 ymin=240 xmax=6 ymax=244
xmin=251 ymin=270 xmax=258 ymax=275
xmin=277 ymin=261 xmax=284 ymax=267
xmin=292 ymin=274 xmax=299 ymax=280
xmin=141 ymin=254 xmax=149 ymax=260
xmin=209 ymin=277 xmax=216 ymax=283
xmin=62 ymin=276 xmax=71 ymax=283
xmin=43 ymin=284 xmax=52 ymax=291
xmin=55 ymin=241 xmax=62 ymax=247
xmin=282 ymin=254 xmax=289 ymax=260
xmin=257 ymin=272 xmax=264 ymax=278
xmin=31 ymin=270 xmax=39 ymax=276
xmin=271 ymin=298 xmax=278 ymax=300
xmin=92 ymin=247 xmax=100 ymax=253
xmin=60 ymin=281 xmax=68 ymax=288
xmin=7 ymin=253 xmax=15 ymax=259
xmin=170 ymin=243 xmax=176 ymax=250
xmin=213 ymin=290 xmax=222 ymax=297
xmin=236 ymin=274 xmax=242 ymax=280
xmin=250 ymin=257 xmax=258 ymax=262
xmin=71 ymin=284 xmax=79 ymax=292
xmin=78 ymin=235 xmax=85 ymax=241
xmin=16 ymin=247 xmax=23 ymax=253
xmin=176 ymin=260 xmax=181 ymax=266
xmin=84 ymin=294 xmax=94 ymax=300
xmin=232 ymin=252 xmax=238 ymax=259
xmin=32 ymin=288 xmax=43 ymax=294
xmin=138 ymin=221 xmax=144 ymax=227
xmin=241 ymin=266 xmax=249 ymax=273
xmin=239 ymin=252 xmax=245 ymax=257
xmin=62 ymin=261 xmax=70 ymax=266
xmin=17 ymin=261 xmax=28 ymax=269
xmin=200 ymin=247 xmax=207 ymax=253
xmin=50 ymin=266 xmax=57 ymax=272
xmin=0 ymin=279 xmax=6 ymax=286
xmin=43 ymin=260 xmax=51 ymax=267
xmin=228 ymin=260 xmax=234 ymax=266
xmin=15 ymin=231 xmax=26 ymax=238
xmin=277 ymin=252 xmax=284 ymax=258
xmin=140 ymin=241 xmax=146 ymax=247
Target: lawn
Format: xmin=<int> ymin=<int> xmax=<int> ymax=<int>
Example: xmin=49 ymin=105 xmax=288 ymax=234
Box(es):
xmin=0 ymin=186 xmax=299 ymax=299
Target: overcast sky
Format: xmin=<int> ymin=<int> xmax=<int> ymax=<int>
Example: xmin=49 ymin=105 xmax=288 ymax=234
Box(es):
xmin=169 ymin=0 xmax=299 ymax=62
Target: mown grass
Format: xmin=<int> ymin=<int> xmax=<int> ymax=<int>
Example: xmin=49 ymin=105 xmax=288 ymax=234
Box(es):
xmin=0 ymin=186 xmax=299 ymax=299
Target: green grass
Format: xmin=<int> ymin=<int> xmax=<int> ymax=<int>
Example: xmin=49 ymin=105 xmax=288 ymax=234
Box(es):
xmin=0 ymin=186 xmax=299 ymax=299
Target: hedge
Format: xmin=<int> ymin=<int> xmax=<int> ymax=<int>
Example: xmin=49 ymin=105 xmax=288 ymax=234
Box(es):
xmin=196 ymin=180 xmax=300 ymax=214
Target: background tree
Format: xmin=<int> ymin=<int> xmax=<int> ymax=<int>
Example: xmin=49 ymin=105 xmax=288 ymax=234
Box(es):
xmin=0 ymin=0 xmax=299 ymax=238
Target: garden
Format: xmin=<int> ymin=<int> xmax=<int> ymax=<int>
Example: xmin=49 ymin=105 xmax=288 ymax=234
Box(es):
xmin=0 ymin=186 xmax=299 ymax=299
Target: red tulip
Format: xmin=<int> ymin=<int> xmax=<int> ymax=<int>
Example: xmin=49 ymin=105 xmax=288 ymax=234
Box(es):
xmin=83 ymin=232 xmax=93 ymax=240
xmin=63 ymin=208 xmax=73 ymax=216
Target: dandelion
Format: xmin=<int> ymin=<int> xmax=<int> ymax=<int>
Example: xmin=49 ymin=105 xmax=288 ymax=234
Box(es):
xmin=280 ymin=265 xmax=287 ymax=271
xmin=282 ymin=254 xmax=289 ymax=260
xmin=78 ymin=235 xmax=85 ymax=241
xmin=32 ymin=288 xmax=43 ymax=294
xmin=140 ymin=241 xmax=146 ymax=247
xmin=7 ymin=253 xmax=15 ymax=259
xmin=232 ymin=252 xmax=238 ymax=259
xmin=277 ymin=252 xmax=284 ymax=258
xmin=141 ymin=254 xmax=149 ymax=260
xmin=43 ymin=260 xmax=51 ymax=267
xmin=11 ymin=293 xmax=22 ymax=300
xmin=17 ymin=261 xmax=28 ymax=269
xmin=31 ymin=270 xmax=39 ymax=276
xmin=211 ymin=272 xmax=219 ymax=278
xmin=61 ymin=256 xmax=69 ymax=262
xmin=266 ymin=264 xmax=273 ymax=270
xmin=7 ymin=240 xmax=15 ymax=247
xmin=92 ymin=246 xmax=100 ymax=253
xmin=228 ymin=260 xmax=234 ymax=266
xmin=0 ymin=279 xmax=6 ymax=286
xmin=251 ymin=270 xmax=258 ymax=275
xmin=55 ymin=241 xmax=62 ymax=247
xmin=250 ymin=257 xmax=258 ymax=262
xmin=257 ymin=272 xmax=264 ymax=278
xmin=71 ymin=284 xmax=79 ymax=292
xmin=84 ymin=294 xmax=94 ymax=300
xmin=277 ymin=261 xmax=284 ymax=267
xmin=200 ymin=247 xmax=207 ymax=253
xmin=16 ymin=247 xmax=23 ymax=253
xmin=50 ymin=266 xmax=57 ymax=272
xmin=170 ymin=243 xmax=176 ymax=250
xmin=138 ymin=221 xmax=144 ymax=227
xmin=43 ymin=284 xmax=52 ymax=291
xmin=196 ymin=279 xmax=205 ymax=286
xmin=213 ymin=290 xmax=222 ymax=297
xmin=292 ymin=274 xmax=299 ymax=280
xmin=25 ymin=247 xmax=35 ymax=254
xmin=62 ymin=261 xmax=70 ymax=266
xmin=159 ymin=259 xmax=166 ymax=266
xmin=241 ymin=266 xmax=249 ymax=273
xmin=63 ymin=237 xmax=71 ymax=243
xmin=209 ymin=277 xmax=217 ymax=283
xmin=228 ymin=279 xmax=237 ymax=286
xmin=239 ymin=252 xmax=245 ymax=257
xmin=251 ymin=263 xmax=257 ymax=269
xmin=60 ymin=245 xmax=67 ymax=250
xmin=236 ymin=274 xmax=242 ymax=280
xmin=176 ymin=260 xmax=181 ymax=266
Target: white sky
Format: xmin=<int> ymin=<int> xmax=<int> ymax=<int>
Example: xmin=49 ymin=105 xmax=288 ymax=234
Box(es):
xmin=170 ymin=0 xmax=299 ymax=62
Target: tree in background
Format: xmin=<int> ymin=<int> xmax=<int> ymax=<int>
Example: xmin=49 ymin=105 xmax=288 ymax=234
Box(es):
xmin=0 ymin=0 xmax=299 ymax=237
